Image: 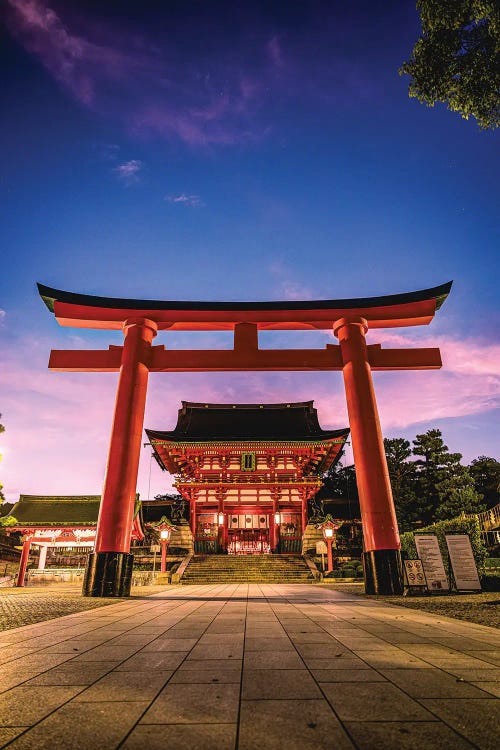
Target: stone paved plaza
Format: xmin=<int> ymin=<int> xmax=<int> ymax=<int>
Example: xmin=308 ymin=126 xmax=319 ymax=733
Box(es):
xmin=0 ymin=584 xmax=499 ymax=749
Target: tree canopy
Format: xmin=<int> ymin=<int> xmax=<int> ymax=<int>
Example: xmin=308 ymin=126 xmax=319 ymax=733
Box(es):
xmin=400 ymin=1 xmax=500 ymax=130
xmin=318 ymin=427 xmax=494 ymax=531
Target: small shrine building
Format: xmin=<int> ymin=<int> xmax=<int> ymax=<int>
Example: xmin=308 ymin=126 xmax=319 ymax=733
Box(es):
xmin=146 ymin=401 xmax=349 ymax=554
xmin=7 ymin=495 xmax=144 ymax=586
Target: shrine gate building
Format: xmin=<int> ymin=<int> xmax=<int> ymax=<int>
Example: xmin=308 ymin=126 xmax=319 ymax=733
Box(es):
xmin=146 ymin=401 xmax=349 ymax=555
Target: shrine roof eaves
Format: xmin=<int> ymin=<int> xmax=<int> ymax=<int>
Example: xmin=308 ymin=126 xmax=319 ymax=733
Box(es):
xmin=37 ymin=281 xmax=452 ymax=330
xmin=8 ymin=494 xmax=142 ymax=526
xmin=146 ymin=401 xmax=349 ymax=443
xmin=38 ymin=281 xmax=452 ymax=313
xmin=9 ymin=495 xmax=101 ymax=526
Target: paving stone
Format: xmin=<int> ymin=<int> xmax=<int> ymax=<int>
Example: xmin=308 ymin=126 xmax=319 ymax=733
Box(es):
xmin=323 ymin=682 xmax=436 ymax=721
xmin=4 ymin=701 xmax=149 ymax=750
xmin=187 ymin=642 xmax=243 ymax=660
xmin=244 ymin=637 xmax=294 ymax=652
xmin=121 ymin=723 xmax=237 ymax=750
xmin=353 ymin=650 xmax=434 ymax=669
xmin=0 ymin=727 xmax=28 ymax=747
xmin=170 ymin=667 xmax=241 ymax=684
xmin=242 ymin=669 xmax=322 ymax=700
xmin=294 ymin=643 xmax=349 ymax=659
xmin=344 ymin=721 xmax=476 ymax=749
xmin=73 ymin=669 xmax=173 ymax=702
xmin=421 ymin=698 xmax=500 ymax=750
xmin=471 ymin=682 xmax=500 ymax=697
xmin=142 ymin=683 xmax=239 ymax=724
xmin=244 ymin=650 xmax=304 ymax=670
xmin=303 ymin=655 xmax=368 ymax=670
xmin=177 ymin=658 xmax=243 ymax=671
xmin=381 ymin=668 xmax=492 ymax=698
xmin=0 ymin=686 xmax=83 ymax=726
xmin=26 ymin=662 xmax=117 ymax=686
xmin=288 ymin=632 xmax=337 ymax=643
xmin=116 ymin=651 xmax=187 ymax=671
xmin=312 ymin=668 xmax=386 ymax=682
xmin=239 ymin=699 xmax=354 ymax=750
xmin=142 ymin=637 xmax=199 ymax=651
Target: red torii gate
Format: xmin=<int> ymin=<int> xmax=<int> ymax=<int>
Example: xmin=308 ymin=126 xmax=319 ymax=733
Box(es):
xmin=38 ymin=280 xmax=452 ymax=597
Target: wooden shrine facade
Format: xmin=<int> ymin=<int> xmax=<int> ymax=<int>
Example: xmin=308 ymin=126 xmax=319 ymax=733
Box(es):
xmin=147 ymin=402 xmax=349 ymax=554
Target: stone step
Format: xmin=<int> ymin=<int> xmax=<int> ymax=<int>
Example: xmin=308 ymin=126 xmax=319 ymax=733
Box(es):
xmin=181 ymin=553 xmax=314 ymax=584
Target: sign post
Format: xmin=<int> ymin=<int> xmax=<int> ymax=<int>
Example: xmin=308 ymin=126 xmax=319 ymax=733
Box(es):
xmin=150 ymin=544 xmax=160 ymax=574
xmin=445 ymin=535 xmax=481 ymax=591
xmin=415 ymin=535 xmax=449 ymax=592
xmin=403 ymin=559 xmax=426 ymax=591
xmin=316 ymin=540 xmax=327 ymax=573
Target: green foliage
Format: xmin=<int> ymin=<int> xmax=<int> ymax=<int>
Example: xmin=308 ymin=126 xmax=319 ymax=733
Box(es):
xmin=400 ymin=0 xmax=500 ymax=129
xmin=0 ymin=515 xmax=17 ymax=527
xmin=401 ymin=515 xmax=488 ymax=576
xmin=469 ymin=456 xmax=500 ymax=509
xmin=410 ymin=429 xmax=484 ymax=525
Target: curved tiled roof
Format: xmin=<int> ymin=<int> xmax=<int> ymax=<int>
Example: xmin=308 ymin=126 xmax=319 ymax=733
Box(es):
xmin=146 ymin=401 xmax=349 ymax=442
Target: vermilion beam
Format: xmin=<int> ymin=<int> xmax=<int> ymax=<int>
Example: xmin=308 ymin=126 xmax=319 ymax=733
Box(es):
xmin=48 ymin=344 xmax=442 ymax=372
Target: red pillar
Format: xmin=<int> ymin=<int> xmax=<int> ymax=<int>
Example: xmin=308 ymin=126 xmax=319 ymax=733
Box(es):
xmin=160 ymin=541 xmax=168 ymax=573
xmin=333 ymin=316 xmax=403 ymax=594
xmin=326 ymin=538 xmax=333 ymax=573
xmin=191 ymin=496 xmax=197 ymax=547
xmin=16 ymin=537 xmax=32 ymax=587
xmin=83 ymin=317 xmax=157 ymax=597
xmin=272 ymin=493 xmax=280 ymax=553
xmin=301 ymin=491 xmax=308 ymax=537
xmin=217 ymin=493 xmax=225 ymax=552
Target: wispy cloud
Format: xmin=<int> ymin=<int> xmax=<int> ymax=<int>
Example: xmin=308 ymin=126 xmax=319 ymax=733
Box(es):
xmin=113 ymin=159 xmax=143 ymax=185
xmin=165 ymin=193 xmax=203 ymax=207
xmin=4 ymin=1 xmax=376 ymax=147
xmin=0 ymin=310 xmax=6 ymax=324
xmin=268 ymin=261 xmax=315 ymax=300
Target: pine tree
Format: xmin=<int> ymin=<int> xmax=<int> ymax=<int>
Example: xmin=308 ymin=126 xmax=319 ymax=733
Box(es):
xmin=469 ymin=456 xmax=500 ymax=509
xmin=412 ymin=429 xmax=463 ymax=524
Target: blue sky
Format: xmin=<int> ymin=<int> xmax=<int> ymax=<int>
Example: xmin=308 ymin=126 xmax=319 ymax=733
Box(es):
xmin=1 ymin=0 xmax=498 ymax=503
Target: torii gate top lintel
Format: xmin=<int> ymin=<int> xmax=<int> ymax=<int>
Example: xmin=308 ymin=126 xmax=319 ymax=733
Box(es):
xmin=38 ymin=281 xmax=452 ymax=331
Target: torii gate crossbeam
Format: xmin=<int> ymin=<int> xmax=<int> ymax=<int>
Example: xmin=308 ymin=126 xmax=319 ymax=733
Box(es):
xmin=38 ymin=281 xmax=452 ymax=597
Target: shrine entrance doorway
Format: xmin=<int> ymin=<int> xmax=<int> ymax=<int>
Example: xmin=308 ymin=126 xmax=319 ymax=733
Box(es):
xmin=228 ymin=530 xmax=270 ymax=555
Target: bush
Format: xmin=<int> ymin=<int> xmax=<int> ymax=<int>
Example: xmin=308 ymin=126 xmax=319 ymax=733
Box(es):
xmin=400 ymin=516 xmax=487 ymax=576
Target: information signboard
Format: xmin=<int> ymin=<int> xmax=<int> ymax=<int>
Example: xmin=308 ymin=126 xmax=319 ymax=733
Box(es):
xmin=445 ymin=535 xmax=481 ymax=591
xmin=316 ymin=541 xmax=327 ymax=554
xmin=415 ymin=535 xmax=449 ymax=591
xmin=404 ymin=559 xmax=426 ymax=588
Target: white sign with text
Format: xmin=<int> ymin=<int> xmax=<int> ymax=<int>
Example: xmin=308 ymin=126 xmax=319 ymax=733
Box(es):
xmin=445 ymin=535 xmax=481 ymax=591
xmin=414 ymin=535 xmax=449 ymax=591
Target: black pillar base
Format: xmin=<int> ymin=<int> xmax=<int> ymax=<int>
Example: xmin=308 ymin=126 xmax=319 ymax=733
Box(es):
xmin=363 ymin=549 xmax=403 ymax=595
xmin=82 ymin=552 xmax=133 ymax=597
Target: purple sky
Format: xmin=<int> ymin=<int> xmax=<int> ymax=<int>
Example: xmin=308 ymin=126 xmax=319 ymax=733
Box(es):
xmin=1 ymin=1 xmax=499 ymax=505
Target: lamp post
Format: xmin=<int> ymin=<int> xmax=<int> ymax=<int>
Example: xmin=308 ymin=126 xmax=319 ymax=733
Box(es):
xmin=159 ymin=528 xmax=171 ymax=574
xmin=321 ymin=517 xmax=340 ymax=574
xmin=151 ymin=517 xmax=176 ymax=575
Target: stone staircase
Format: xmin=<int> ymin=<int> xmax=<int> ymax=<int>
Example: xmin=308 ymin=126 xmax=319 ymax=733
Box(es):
xmin=180 ymin=554 xmax=315 ymax=584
